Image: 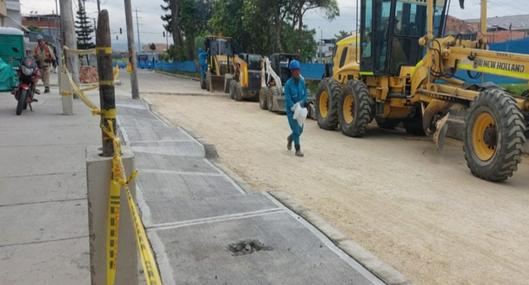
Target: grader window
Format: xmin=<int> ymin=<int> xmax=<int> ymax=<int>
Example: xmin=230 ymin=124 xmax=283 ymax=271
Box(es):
xmin=339 ymin=47 xmax=348 ymax=68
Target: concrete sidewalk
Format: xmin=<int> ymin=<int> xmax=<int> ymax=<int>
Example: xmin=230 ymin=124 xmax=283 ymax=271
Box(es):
xmin=116 ymin=97 xmax=388 ymax=285
xmin=0 ymin=87 xmax=97 ymax=284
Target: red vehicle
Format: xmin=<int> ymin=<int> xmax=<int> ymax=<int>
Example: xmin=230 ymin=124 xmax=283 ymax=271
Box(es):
xmin=12 ymin=56 xmax=40 ymax=115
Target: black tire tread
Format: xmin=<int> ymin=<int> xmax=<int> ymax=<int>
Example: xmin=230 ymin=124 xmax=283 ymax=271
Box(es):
xmin=463 ymin=88 xmax=526 ymax=182
xmin=338 ymin=80 xmax=374 ymax=137
xmin=259 ymin=87 xmax=269 ymax=110
xmin=316 ymin=78 xmax=341 ymax=130
xmin=16 ymin=91 xmax=26 ymax=116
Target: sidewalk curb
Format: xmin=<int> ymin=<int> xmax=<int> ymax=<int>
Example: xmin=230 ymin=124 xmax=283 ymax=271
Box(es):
xmin=268 ymin=191 xmax=412 ymax=285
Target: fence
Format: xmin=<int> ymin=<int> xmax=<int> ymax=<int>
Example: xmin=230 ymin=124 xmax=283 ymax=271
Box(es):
xmin=153 ymin=60 xmax=198 ymax=73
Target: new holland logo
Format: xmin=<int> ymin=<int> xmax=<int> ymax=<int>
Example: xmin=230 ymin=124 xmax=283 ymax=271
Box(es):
xmin=473 ymin=58 xmax=525 ymax=73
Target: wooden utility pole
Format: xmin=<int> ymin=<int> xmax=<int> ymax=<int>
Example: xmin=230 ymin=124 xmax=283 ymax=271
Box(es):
xmin=59 ymin=0 xmax=80 ymax=85
xmin=124 ymin=0 xmax=139 ymax=99
xmin=96 ymin=10 xmax=116 ymax=156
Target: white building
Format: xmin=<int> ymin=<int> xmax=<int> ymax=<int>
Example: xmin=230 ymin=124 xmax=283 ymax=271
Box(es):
xmin=0 ymin=0 xmax=24 ymax=29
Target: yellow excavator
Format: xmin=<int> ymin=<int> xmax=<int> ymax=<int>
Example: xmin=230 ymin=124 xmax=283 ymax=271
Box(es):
xmin=315 ymin=0 xmax=529 ymax=182
xmin=203 ymin=35 xmax=235 ymax=93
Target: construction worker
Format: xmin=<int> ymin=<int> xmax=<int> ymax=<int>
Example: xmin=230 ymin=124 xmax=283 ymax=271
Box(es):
xmin=33 ymin=35 xmax=56 ymax=93
xmin=284 ymin=59 xmax=307 ymax=157
xmin=198 ymin=48 xmax=208 ymax=82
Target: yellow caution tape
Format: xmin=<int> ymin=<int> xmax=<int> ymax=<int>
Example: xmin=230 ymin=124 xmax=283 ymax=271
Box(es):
xmin=63 ymin=46 xmax=96 ymax=56
xmin=99 ymin=80 xmax=115 ymax=87
xmin=101 ymin=121 xmax=162 ymax=285
xmin=101 ymin=109 xmax=117 ymax=119
xmin=96 ymin=47 xmax=113 ymax=54
xmin=61 ymin=51 xmax=162 ymax=284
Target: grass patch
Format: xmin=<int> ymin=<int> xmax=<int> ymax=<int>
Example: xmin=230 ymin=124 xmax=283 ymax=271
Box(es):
xmin=501 ymin=84 xmax=528 ymax=97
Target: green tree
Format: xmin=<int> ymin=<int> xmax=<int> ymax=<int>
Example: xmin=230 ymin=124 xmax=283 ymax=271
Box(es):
xmin=334 ymin=30 xmax=351 ymax=41
xmin=75 ymin=0 xmax=94 ymax=50
xmin=161 ymin=0 xmax=212 ymax=60
xmin=289 ymin=0 xmax=340 ymax=31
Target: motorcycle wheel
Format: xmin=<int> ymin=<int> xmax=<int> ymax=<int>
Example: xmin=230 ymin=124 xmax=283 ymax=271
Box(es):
xmin=16 ymin=90 xmax=27 ymax=116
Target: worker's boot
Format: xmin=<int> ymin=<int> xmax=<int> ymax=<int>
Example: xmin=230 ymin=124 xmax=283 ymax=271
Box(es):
xmin=44 ymin=86 xmax=50 ymax=93
xmin=287 ymin=135 xmax=293 ymax=151
xmin=295 ymin=144 xmax=304 ymax=157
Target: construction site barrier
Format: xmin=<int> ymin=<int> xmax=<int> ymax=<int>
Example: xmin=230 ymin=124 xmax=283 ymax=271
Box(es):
xmin=60 ymin=46 xmax=162 ymax=285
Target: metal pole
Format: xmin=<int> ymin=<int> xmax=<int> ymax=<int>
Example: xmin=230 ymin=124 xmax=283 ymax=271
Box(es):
xmin=135 ymin=9 xmax=141 ymax=53
xmin=96 ymin=10 xmax=116 ymax=157
xmin=124 ymin=0 xmax=139 ymax=99
xmin=97 ymin=0 xmax=101 ymax=13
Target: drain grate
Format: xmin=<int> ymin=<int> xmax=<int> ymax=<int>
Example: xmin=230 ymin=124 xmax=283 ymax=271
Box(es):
xmin=227 ymin=239 xmax=272 ymax=256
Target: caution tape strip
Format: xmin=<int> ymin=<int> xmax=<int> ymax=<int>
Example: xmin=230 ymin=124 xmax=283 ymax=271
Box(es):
xmin=102 ymin=122 xmax=163 ymax=285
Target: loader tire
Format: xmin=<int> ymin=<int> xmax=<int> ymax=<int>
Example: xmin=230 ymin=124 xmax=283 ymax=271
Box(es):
xmin=259 ymin=87 xmax=269 ymax=110
xmin=316 ymin=78 xmax=341 ymax=130
xmin=464 ymin=88 xmax=526 ymax=182
xmin=376 ymin=118 xmax=400 ymax=130
xmin=268 ymin=87 xmax=279 ymax=112
xmin=403 ymin=107 xmax=426 ymax=136
xmin=338 ymin=80 xmax=374 ymax=137
xmin=231 ymin=81 xmax=243 ymax=101
xmin=205 ymin=72 xmax=212 ymax=91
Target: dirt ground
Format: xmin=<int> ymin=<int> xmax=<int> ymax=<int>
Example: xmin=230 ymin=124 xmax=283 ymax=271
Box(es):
xmin=146 ymin=91 xmax=529 ymax=285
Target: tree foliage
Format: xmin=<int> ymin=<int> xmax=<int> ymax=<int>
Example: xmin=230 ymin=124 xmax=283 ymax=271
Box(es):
xmin=161 ymin=0 xmax=338 ymax=61
xmin=161 ymin=0 xmax=212 ymax=60
xmin=334 ymin=30 xmax=352 ymax=41
xmin=75 ymin=0 xmax=95 ymax=50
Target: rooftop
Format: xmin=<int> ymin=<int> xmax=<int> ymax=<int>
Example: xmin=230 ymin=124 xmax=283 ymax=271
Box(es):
xmin=467 ymin=14 xmax=529 ymax=30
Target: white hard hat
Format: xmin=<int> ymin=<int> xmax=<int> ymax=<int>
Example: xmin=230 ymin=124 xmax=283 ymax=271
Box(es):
xmin=36 ymin=35 xmax=43 ymax=41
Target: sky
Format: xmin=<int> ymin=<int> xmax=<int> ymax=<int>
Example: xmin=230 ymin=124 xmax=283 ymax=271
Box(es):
xmin=19 ymin=0 xmax=529 ymax=50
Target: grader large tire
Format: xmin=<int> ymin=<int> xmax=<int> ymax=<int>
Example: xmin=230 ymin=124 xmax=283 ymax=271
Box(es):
xmin=464 ymin=88 xmax=526 ymax=182
xmin=338 ymin=80 xmax=374 ymax=137
xmin=316 ymin=78 xmax=341 ymax=130
xmin=259 ymin=87 xmax=269 ymax=110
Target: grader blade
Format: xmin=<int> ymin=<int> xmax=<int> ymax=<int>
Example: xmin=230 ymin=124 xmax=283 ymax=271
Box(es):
xmin=433 ymin=114 xmax=450 ymax=151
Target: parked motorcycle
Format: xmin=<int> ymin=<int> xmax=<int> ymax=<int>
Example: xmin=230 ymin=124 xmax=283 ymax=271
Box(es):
xmin=12 ymin=53 xmax=40 ymax=116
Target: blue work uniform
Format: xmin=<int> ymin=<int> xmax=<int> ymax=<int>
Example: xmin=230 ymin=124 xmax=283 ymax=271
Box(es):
xmin=284 ymin=76 xmax=308 ymax=146
xmin=198 ymin=50 xmax=208 ymax=80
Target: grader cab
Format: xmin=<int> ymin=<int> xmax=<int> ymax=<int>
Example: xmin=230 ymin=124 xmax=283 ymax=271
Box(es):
xmin=315 ymin=0 xmax=529 ymax=182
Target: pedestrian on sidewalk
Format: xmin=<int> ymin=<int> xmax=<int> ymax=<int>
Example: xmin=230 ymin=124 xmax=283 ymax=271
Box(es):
xmin=33 ymin=35 xmax=56 ymax=93
xmin=284 ymin=59 xmax=307 ymax=157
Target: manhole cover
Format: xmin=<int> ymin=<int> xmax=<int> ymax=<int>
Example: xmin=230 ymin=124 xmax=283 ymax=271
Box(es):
xmin=227 ymin=239 xmax=272 ymax=256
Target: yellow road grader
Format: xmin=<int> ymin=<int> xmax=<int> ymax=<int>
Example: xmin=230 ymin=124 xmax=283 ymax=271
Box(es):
xmin=315 ymin=0 xmax=529 ymax=182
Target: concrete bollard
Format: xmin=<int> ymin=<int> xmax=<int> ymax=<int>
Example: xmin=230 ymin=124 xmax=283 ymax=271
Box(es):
xmin=86 ymin=146 xmax=138 ymax=285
